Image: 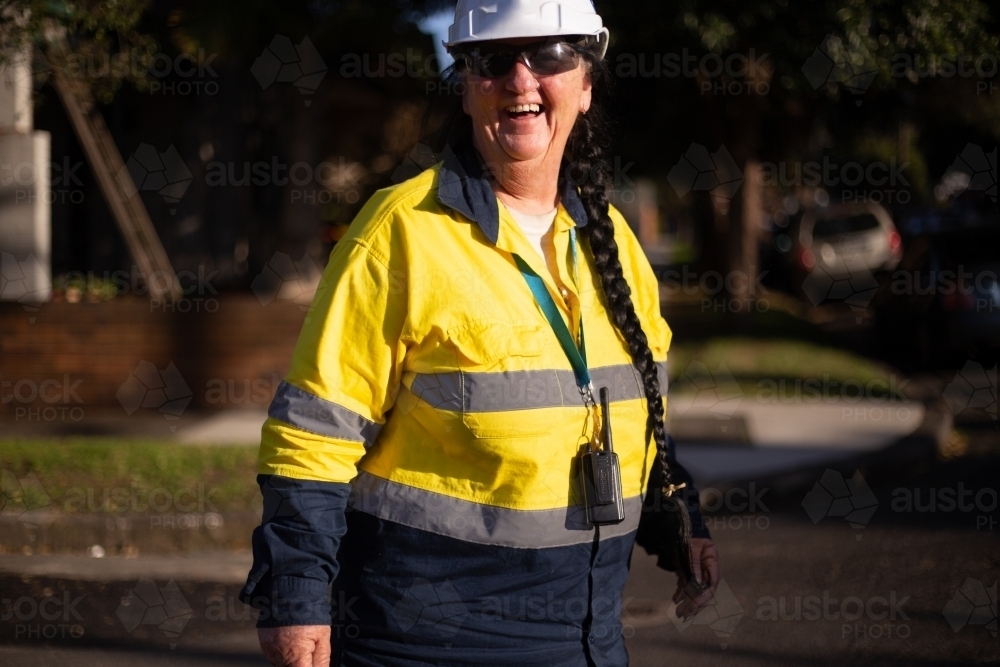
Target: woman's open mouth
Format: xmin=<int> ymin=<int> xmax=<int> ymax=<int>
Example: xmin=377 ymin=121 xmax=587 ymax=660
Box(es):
xmin=504 ymin=103 xmax=545 ymax=120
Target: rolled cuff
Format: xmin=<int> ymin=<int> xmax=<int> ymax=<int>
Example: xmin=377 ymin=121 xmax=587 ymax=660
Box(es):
xmin=243 ymin=576 xmax=332 ymax=628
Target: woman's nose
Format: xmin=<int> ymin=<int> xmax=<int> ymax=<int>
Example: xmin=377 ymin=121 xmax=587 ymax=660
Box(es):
xmin=505 ymin=58 xmax=540 ymax=93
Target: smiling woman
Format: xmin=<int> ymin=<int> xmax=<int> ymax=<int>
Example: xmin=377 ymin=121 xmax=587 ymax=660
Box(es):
xmin=457 ymin=37 xmax=593 ymax=208
xmin=244 ymin=2 xmax=718 ymax=666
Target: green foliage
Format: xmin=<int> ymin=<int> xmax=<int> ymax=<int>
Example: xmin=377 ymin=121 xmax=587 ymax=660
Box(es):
xmin=0 ymin=0 xmax=155 ymax=102
xmin=834 ymin=0 xmax=999 ymax=87
xmin=52 ymin=273 xmax=120 ymax=302
xmin=602 ymin=0 xmax=999 ymax=203
xmin=608 ymin=0 xmax=999 ymax=90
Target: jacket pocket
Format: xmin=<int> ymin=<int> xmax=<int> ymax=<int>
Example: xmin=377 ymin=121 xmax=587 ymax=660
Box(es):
xmin=447 ymin=319 xmax=557 ymax=439
xmin=446 ymin=318 xmax=542 ymax=366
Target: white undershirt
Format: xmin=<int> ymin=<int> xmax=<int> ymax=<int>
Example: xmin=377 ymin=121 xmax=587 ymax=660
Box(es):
xmin=504 ymin=204 xmax=558 ymax=276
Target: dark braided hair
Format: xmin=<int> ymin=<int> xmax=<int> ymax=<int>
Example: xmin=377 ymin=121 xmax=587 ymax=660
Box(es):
xmin=565 ymin=49 xmax=698 ymax=570
xmin=565 ymin=47 xmax=671 ymax=483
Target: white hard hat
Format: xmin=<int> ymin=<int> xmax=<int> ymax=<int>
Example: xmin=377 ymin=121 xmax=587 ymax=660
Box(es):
xmin=445 ymin=0 xmax=609 ymax=59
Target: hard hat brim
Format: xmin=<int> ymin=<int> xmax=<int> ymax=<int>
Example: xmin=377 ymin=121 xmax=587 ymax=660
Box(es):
xmin=446 ymin=28 xmax=609 ymax=60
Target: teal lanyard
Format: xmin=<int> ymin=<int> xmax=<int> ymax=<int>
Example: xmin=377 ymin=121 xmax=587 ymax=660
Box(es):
xmin=514 ymin=228 xmax=596 ymax=406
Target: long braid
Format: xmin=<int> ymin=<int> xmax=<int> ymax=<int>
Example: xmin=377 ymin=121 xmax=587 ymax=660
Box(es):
xmin=566 ymin=53 xmax=671 ymax=486
xmin=571 ymin=48 xmax=699 ymax=583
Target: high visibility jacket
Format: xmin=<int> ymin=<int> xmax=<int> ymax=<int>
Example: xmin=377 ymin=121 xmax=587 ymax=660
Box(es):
xmin=241 ymin=144 xmax=708 ymax=667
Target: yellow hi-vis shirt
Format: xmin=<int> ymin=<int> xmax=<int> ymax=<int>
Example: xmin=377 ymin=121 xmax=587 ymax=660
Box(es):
xmin=258 ymin=154 xmax=671 ymax=549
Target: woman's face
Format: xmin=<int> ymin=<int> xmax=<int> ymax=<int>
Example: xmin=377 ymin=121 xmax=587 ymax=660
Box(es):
xmin=462 ymin=39 xmax=592 ymax=167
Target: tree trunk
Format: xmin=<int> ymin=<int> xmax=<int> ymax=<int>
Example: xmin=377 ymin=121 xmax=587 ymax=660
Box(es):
xmin=732 ymin=158 xmax=763 ymax=305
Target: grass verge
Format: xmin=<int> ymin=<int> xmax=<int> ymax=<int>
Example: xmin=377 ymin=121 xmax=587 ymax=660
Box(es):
xmin=669 ymin=337 xmax=906 ymax=399
xmin=0 ymin=439 xmax=260 ymax=514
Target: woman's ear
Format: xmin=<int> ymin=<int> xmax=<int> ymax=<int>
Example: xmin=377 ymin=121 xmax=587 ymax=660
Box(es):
xmin=580 ymin=74 xmax=593 ymax=114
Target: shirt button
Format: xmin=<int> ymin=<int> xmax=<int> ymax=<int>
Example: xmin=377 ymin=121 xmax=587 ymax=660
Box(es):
xmin=589 ymin=635 xmax=596 ymax=644
xmin=560 ymin=287 xmax=569 ymax=297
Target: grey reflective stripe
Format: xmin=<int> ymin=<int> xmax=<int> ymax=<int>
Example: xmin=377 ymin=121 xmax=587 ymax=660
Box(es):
xmin=348 ymin=471 xmax=641 ymax=548
xmin=459 ymin=369 xmax=569 ymax=411
xmin=268 ymin=381 xmax=382 ymax=445
xmin=409 ymin=363 xmax=646 ymax=412
xmin=409 ymin=362 xmax=670 ymax=412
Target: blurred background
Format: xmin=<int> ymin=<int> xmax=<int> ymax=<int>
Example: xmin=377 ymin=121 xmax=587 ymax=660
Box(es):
xmin=0 ymin=1 xmax=997 ymax=665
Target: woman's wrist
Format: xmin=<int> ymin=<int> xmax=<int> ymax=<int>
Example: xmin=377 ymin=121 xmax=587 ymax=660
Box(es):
xmin=253 ymin=576 xmax=332 ymax=628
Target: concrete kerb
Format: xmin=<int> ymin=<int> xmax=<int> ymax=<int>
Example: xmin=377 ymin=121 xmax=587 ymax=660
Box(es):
xmin=702 ymin=393 xmax=953 ymax=505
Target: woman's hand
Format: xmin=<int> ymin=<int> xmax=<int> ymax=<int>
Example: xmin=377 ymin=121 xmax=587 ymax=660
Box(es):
xmin=258 ymin=625 xmax=331 ymax=667
xmin=672 ymin=537 xmax=720 ymax=620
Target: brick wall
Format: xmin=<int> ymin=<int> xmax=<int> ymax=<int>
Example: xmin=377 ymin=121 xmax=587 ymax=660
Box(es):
xmin=0 ymin=296 xmax=307 ymax=415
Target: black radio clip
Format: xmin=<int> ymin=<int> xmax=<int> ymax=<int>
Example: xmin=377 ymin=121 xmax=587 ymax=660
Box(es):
xmin=580 ymin=387 xmax=626 ymax=526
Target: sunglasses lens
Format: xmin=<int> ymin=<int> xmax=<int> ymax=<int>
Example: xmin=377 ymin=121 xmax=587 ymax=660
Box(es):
xmin=478 ymin=51 xmax=517 ymax=77
xmin=463 ymin=42 xmax=579 ymax=78
xmin=528 ymin=43 xmax=579 ymax=74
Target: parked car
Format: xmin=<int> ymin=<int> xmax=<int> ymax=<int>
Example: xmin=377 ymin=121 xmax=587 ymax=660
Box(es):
xmin=791 ymin=202 xmax=903 ymax=278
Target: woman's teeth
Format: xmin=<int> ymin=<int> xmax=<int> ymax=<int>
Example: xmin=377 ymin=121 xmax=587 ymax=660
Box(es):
xmin=505 ymin=103 xmax=543 ymax=116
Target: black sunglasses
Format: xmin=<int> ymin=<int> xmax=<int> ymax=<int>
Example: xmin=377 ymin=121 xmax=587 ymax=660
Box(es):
xmin=455 ymin=40 xmax=585 ymax=78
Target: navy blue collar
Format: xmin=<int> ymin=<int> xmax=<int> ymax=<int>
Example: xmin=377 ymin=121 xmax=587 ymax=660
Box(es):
xmin=436 ymin=142 xmax=589 ymax=245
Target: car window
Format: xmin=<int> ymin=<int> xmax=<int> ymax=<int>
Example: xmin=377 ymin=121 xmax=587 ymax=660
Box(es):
xmin=812 ymin=214 xmax=880 ymax=238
